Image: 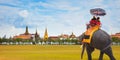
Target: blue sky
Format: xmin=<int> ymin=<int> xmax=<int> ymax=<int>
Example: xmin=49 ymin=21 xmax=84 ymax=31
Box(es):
xmin=0 ymin=0 xmax=120 ymax=38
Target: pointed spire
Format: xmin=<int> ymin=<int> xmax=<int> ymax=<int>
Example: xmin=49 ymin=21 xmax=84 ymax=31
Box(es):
xmin=35 ymin=29 xmax=38 ymax=35
xmin=44 ymin=28 xmax=48 ymax=40
xmin=35 ymin=29 xmax=39 ymax=38
xmin=25 ymin=26 xmax=29 ymax=35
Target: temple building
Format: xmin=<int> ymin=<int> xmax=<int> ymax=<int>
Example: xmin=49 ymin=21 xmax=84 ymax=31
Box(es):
xmin=111 ymin=32 xmax=120 ymax=38
xmin=13 ymin=26 xmax=39 ymax=40
xmin=69 ymin=32 xmax=77 ymax=40
xmin=59 ymin=34 xmax=69 ymax=40
xmin=69 ymin=32 xmax=76 ymax=38
xmin=35 ymin=29 xmax=39 ymax=39
xmin=49 ymin=36 xmax=59 ymax=40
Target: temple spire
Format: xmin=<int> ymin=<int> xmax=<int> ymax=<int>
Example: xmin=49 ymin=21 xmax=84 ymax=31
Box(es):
xmin=24 ymin=26 xmax=29 ymax=35
xmin=35 ymin=29 xmax=38 ymax=35
xmin=44 ymin=28 xmax=48 ymax=40
xmin=35 ymin=29 xmax=39 ymax=38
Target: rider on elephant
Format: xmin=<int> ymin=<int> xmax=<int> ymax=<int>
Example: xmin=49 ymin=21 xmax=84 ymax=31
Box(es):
xmin=83 ymin=16 xmax=102 ymax=43
xmin=89 ymin=16 xmax=101 ymax=28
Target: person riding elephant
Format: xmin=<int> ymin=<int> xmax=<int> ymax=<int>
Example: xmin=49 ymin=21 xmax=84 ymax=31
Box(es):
xmin=96 ymin=17 xmax=101 ymax=26
xmin=82 ymin=16 xmax=101 ymax=44
xmin=89 ymin=16 xmax=101 ymax=28
xmin=80 ymin=16 xmax=116 ymax=60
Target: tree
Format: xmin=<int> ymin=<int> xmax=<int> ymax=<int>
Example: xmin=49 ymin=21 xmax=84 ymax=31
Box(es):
xmin=8 ymin=37 xmax=13 ymax=45
xmin=66 ymin=38 xmax=70 ymax=44
xmin=0 ymin=37 xmax=2 ymax=45
xmin=2 ymin=37 xmax=8 ymax=44
xmin=112 ymin=37 xmax=120 ymax=45
xmin=15 ymin=38 xmax=22 ymax=45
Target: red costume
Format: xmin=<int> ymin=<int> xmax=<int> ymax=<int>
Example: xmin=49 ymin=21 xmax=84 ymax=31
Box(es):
xmin=89 ymin=19 xmax=101 ymax=26
xmin=90 ymin=19 xmax=97 ymax=25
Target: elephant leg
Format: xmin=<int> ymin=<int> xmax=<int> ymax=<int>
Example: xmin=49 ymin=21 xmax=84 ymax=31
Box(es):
xmin=99 ymin=51 xmax=104 ymax=60
xmin=104 ymin=47 xmax=116 ymax=60
xmin=86 ymin=44 xmax=95 ymax=60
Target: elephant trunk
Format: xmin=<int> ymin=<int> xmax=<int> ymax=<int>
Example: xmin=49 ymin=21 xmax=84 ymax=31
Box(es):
xmin=81 ymin=43 xmax=86 ymax=60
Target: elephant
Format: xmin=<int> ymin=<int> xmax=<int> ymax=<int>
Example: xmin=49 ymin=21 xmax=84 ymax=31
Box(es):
xmin=79 ymin=29 xmax=116 ymax=60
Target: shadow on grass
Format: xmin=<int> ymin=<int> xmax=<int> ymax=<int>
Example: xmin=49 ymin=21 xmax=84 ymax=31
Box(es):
xmin=92 ymin=58 xmax=108 ymax=60
xmin=92 ymin=58 xmax=98 ymax=60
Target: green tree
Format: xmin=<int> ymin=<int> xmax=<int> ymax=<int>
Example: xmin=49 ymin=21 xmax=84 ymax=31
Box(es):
xmin=2 ymin=37 xmax=8 ymax=44
xmin=8 ymin=37 xmax=13 ymax=45
xmin=112 ymin=37 xmax=120 ymax=45
xmin=66 ymin=38 xmax=70 ymax=44
xmin=0 ymin=37 xmax=2 ymax=45
xmin=35 ymin=37 xmax=41 ymax=44
xmin=15 ymin=38 xmax=22 ymax=45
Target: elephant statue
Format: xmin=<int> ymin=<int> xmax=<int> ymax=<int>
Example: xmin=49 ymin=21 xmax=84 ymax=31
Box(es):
xmin=79 ymin=29 xmax=116 ymax=60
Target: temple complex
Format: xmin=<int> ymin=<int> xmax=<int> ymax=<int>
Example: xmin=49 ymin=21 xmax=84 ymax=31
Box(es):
xmin=13 ymin=26 xmax=39 ymax=40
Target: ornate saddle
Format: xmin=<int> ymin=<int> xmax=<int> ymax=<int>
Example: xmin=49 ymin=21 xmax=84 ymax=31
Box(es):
xmin=82 ymin=25 xmax=99 ymax=43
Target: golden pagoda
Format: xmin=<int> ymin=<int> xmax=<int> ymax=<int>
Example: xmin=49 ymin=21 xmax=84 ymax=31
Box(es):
xmin=44 ymin=28 xmax=48 ymax=40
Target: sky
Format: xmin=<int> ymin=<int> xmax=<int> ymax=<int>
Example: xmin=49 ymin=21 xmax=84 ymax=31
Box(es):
xmin=0 ymin=0 xmax=120 ymax=38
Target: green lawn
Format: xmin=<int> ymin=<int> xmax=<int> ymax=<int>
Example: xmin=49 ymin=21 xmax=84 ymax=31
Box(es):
xmin=0 ymin=45 xmax=119 ymax=60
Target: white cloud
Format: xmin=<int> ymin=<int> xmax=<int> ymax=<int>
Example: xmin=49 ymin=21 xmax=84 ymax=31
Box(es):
xmin=38 ymin=1 xmax=80 ymax=11
xmin=19 ymin=10 xmax=29 ymax=18
xmin=0 ymin=24 xmax=23 ymax=38
xmin=0 ymin=0 xmax=120 ymax=37
xmin=21 ymin=7 xmax=87 ymax=36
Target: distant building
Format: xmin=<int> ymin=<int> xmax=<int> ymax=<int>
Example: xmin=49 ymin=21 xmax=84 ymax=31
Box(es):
xmin=69 ymin=32 xmax=76 ymax=39
xmin=59 ymin=34 xmax=69 ymax=40
xmin=49 ymin=36 xmax=59 ymax=40
xmin=13 ymin=26 xmax=39 ymax=40
xmin=111 ymin=32 xmax=120 ymax=38
xmin=69 ymin=32 xmax=76 ymax=38
xmin=49 ymin=32 xmax=78 ymax=40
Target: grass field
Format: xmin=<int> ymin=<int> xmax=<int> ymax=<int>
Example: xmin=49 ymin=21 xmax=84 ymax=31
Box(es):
xmin=0 ymin=45 xmax=119 ymax=60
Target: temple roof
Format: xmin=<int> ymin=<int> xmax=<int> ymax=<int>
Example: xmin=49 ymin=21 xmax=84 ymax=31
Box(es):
xmin=69 ymin=32 xmax=76 ymax=38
